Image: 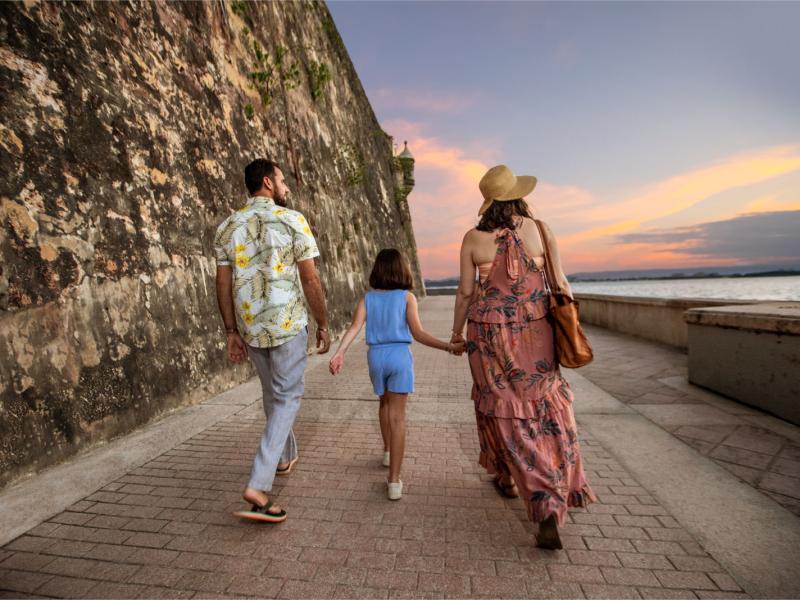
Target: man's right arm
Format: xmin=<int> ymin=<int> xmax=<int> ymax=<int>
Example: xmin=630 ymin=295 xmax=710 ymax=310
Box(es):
xmin=297 ymin=258 xmax=330 ymax=353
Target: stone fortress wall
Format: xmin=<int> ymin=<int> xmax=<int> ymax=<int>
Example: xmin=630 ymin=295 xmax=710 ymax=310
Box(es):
xmin=0 ymin=1 xmax=421 ymax=487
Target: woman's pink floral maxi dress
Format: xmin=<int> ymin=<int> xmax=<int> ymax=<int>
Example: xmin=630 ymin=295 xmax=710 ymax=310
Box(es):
xmin=466 ymin=228 xmax=596 ymax=526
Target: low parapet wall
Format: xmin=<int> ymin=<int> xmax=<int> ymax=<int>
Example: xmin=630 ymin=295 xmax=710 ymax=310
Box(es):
xmin=686 ymin=303 xmax=800 ymax=425
xmin=572 ymin=293 xmax=799 ymax=423
xmin=574 ymin=293 xmax=754 ymax=349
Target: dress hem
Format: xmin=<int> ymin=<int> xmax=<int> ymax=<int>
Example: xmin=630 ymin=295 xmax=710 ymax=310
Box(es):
xmin=478 ymin=450 xmax=596 ymax=526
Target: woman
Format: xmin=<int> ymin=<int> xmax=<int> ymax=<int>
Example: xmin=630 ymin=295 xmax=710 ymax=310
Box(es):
xmin=450 ymin=165 xmax=595 ymax=549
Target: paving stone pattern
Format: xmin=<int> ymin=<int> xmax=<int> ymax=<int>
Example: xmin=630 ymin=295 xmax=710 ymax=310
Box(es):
xmin=579 ymin=325 xmax=800 ymax=518
xmin=0 ymin=298 xmax=748 ymax=598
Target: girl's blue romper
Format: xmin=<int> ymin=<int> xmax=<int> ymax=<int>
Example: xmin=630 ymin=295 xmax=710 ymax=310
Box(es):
xmin=365 ymin=290 xmax=414 ymax=395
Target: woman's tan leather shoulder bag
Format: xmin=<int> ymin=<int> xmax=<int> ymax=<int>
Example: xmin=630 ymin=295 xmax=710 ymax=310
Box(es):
xmin=533 ymin=219 xmax=594 ymax=368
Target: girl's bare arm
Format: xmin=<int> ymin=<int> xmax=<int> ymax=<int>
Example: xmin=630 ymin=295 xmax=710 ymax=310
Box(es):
xmin=406 ymin=293 xmax=456 ymax=352
xmin=333 ymin=297 xmax=366 ymax=357
xmin=329 ymin=298 xmax=366 ymax=374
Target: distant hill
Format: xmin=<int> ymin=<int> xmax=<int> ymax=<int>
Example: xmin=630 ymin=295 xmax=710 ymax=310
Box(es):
xmin=567 ymin=263 xmax=800 ymax=282
xmin=425 ymin=263 xmax=800 ymax=287
xmin=425 ymin=277 xmax=460 ymax=288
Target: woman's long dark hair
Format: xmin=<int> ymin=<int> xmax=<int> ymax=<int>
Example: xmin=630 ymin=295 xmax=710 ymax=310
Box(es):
xmin=476 ymin=199 xmax=533 ymax=231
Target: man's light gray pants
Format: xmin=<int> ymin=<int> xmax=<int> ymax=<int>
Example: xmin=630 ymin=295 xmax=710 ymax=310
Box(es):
xmin=246 ymin=328 xmax=307 ymax=491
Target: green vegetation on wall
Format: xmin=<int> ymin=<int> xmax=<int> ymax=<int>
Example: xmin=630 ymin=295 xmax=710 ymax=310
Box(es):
xmin=337 ymin=143 xmax=365 ymax=186
xmin=239 ymin=21 xmax=332 ymax=117
xmin=245 ymin=36 xmax=300 ymax=108
xmin=307 ymin=61 xmax=332 ymax=102
xmin=231 ymin=0 xmax=248 ymax=18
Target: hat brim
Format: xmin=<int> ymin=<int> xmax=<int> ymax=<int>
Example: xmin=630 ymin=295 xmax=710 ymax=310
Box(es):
xmin=478 ymin=176 xmax=537 ymax=215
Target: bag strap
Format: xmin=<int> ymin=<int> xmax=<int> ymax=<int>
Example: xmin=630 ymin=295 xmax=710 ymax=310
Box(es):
xmin=534 ymin=219 xmax=561 ymax=295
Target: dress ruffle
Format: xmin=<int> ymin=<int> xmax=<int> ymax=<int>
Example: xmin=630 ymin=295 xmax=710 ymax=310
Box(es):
xmin=475 ymin=408 xmax=597 ymax=527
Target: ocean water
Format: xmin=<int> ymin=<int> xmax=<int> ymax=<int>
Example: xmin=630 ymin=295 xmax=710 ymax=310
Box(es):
xmin=569 ymin=275 xmax=800 ymax=301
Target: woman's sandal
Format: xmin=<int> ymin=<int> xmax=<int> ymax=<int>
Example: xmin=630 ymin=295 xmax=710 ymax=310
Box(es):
xmin=233 ymin=500 xmax=287 ymax=523
xmin=492 ymin=476 xmax=520 ymax=499
xmin=535 ymin=514 xmax=563 ymax=550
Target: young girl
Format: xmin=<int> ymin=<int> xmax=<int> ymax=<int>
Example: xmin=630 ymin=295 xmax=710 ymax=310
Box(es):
xmin=329 ymin=248 xmax=465 ymax=500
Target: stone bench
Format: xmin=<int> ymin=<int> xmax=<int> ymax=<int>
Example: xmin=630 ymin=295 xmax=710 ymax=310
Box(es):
xmin=685 ymin=302 xmax=800 ymax=425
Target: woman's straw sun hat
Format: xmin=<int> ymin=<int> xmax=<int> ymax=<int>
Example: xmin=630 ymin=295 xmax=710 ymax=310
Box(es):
xmin=478 ymin=165 xmax=537 ymax=215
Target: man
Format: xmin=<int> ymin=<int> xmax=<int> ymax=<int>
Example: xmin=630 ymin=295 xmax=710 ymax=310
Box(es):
xmin=214 ymin=159 xmax=330 ymax=522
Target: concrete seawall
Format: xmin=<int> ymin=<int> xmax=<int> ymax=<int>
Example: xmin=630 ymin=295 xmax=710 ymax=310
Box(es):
xmin=571 ymin=294 xmax=799 ymax=424
xmin=574 ymin=293 xmax=754 ymax=349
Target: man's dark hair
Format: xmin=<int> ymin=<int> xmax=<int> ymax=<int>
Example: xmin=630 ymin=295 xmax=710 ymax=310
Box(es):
xmin=244 ymin=159 xmax=280 ymax=195
xmin=369 ymin=248 xmax=414 ymax=291
xmin=476 ymin=199 xmax=533 ymax=232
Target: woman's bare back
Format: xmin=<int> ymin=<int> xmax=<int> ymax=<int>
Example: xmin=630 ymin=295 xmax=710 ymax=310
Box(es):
xmin=470 ymin=217 xmax=546 ymax=270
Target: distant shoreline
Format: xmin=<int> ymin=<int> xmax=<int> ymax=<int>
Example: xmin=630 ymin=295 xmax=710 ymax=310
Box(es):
xmin=424 ymin=270 xmax=800 ymax=288
xmin=568 ymin=270 xmax=800 ymax=283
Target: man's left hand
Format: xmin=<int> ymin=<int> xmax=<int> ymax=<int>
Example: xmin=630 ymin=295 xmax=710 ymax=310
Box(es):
xmin=227 ymin=332 xmax=247 ymax=363
xmin=316 ymin=328 xmax=331 ymax=354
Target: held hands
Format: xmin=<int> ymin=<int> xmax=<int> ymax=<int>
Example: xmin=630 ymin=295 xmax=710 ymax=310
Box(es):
xmin=448 ymin=340 xmax=466 ymax=355
xmin=449 ymin=331 xmax=466 ymax=356
xmin=227 ymin=332 xmax=247 ymax=363
xmin=329 ymin=352 xmax=344 ymax=375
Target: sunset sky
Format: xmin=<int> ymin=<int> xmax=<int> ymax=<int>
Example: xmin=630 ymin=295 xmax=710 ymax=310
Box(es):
xmin=328 ymin=1 xmax=800 ymax=279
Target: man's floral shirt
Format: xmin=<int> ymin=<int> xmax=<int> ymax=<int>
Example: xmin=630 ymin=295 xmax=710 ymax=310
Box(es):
xmin=214 ymin=196 xmax=319 ymax=347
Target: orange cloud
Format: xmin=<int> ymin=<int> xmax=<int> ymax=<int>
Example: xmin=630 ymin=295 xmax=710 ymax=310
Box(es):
xmin=566 ymin=242 xmax=744 ymax=272
xmin=386 ymin=120 xmax=595 ymax=279
xmin=561 ymin=220 xmax=641 ymax=244
xmin=556 ymin=144 xmax=800 ymax=272
xmin=386 ymin=120 xmax=800 ymax=278
xmin=585 ymin=144 xmax=800 ymax=225
xmin=739 ymin=196 xmax=800 ymax=214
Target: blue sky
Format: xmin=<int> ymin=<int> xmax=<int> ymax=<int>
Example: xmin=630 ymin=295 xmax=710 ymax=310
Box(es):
xmin=328 ymin=1 xmax=800 ymax=277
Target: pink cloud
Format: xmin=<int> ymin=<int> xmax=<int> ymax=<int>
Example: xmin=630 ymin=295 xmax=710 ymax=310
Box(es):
xmin=386 ymin=122 xmax=800 ymax=278
xmin=382 ymin=119 xmax=492 ymax=278
xmin=384 ymin=119 xmax=597 ymax=279
xmin=554 ymin=145 xmax=800 ymax=272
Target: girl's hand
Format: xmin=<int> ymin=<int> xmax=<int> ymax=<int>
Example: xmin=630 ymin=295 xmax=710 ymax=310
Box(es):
xmin=329 ymin=353 xmax=344 ymax=375
xmin=449 ymin=340 xmax=466 ymax=356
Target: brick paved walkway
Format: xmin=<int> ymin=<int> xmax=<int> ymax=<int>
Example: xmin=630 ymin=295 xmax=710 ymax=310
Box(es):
xmin=579 ymin=325 xmax=800 ymax=518
xmin=0 ymin=298 xmax=750 ymax=599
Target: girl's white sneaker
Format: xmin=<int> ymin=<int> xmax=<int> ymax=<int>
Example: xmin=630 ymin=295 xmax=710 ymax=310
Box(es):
xmin=382 ymin=451 xmax=390 ymax=467
xmin=387 ymin=480 xmax=403 ymax=500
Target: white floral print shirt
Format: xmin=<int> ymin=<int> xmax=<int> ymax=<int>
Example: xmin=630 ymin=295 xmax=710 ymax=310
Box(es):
xmin=213 ymin=196 xmax=319 ymax=348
